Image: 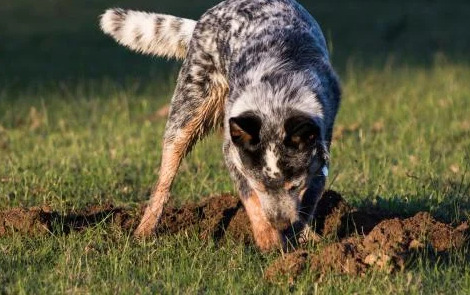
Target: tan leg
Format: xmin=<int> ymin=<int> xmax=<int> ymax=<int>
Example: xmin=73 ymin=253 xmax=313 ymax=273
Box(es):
xmin=242 ymin=192 xmax=284 ymax=252
xmin=134 ymin=68 xmax=228 ymax=238
xmin=134 ymin=132 xmax=189 ymax=237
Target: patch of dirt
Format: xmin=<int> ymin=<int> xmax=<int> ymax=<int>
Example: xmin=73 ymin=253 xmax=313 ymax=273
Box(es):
xmin=264 ymin=250 xmax=309 ymax=284
xmin=1 ymin=190 xmax=468 ymax=281
xmin=0 ymin=207 xmax=53 ymax=236
xmin=0 ymin=194 xmax=252 ymax=243
xmin=157 ymin=194 xmax=253 ymax=243
xmin=0 ymin=204 xmax=136 ymax=236
xmin=314 ymin=190 xmax=392 ymax=239
xmin=266 ymin=212 xmax=468 ymax=282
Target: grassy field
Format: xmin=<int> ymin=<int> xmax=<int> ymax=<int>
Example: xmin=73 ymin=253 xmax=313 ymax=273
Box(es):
xmin=1 ymin=0 xmax=470 ymax=293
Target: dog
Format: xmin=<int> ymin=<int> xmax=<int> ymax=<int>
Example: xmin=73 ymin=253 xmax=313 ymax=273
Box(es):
xmin=100 ymin=0 xmax=340 ymax=251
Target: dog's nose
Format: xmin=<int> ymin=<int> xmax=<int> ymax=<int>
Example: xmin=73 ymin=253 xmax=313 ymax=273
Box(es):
xmin=266 ymin=210 xmax=297 ymax=231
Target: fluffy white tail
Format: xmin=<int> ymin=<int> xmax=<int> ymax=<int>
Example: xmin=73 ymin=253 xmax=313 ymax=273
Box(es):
xmin=100 ymin=8 xmax=196 ymax=59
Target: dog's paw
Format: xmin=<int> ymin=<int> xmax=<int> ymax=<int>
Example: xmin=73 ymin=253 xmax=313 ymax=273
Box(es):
xmin=133 ymin=212 xmax=159 ymax=238
xmin=296 ymin=226 xmax=321 ymax=245
xmin=133 ymin=225 xmax=154 ymax=239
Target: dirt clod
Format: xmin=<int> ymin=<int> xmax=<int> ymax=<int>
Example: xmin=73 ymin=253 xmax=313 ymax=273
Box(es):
xmin=264 ymin=250 xmax=309 ymax=284
xmin=0 ymin=207 xmax=53 ymax=236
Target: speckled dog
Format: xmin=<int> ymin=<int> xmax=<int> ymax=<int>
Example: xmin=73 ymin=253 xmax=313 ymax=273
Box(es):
xmin=100 ymin=0 xmax=340 ymax=251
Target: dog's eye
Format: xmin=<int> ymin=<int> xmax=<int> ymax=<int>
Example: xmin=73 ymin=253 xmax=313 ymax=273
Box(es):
xmin=284 ymin=115 xmax=320 ymax=150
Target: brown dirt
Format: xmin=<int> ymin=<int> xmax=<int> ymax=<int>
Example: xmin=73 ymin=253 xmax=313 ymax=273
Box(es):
xmin=0 ymin=204 xmax=136 ymax=236
xmin=0 ymin=194 xmax=252 ymax=243
xmin=266 ymin=211 xmax=468 ymax=282
xmin=156 ymin=194 xmax=253 ymax=243
xmin=1 ymin=190 xmax=468 ymax=281
xmin=264 ymin=250 xmax=309 ymax=284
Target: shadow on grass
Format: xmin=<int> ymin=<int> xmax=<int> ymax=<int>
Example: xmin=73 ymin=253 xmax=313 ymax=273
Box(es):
xmin=353 ymin=178 xmax=470 ymax=224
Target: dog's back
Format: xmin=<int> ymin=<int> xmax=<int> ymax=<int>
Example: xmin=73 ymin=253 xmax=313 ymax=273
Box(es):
xmin=196 ymin=0 xmax=340 ymax=141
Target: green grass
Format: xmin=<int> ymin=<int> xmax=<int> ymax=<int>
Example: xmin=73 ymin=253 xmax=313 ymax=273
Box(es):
xmin=1 ymin=0 xmax=470 ymax=293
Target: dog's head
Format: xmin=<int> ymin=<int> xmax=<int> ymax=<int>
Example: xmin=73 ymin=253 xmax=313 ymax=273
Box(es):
xmin=226 ymin=52 xmax=339 ymax=232
xmin=228 ymin=90 xmax=329 ymax=231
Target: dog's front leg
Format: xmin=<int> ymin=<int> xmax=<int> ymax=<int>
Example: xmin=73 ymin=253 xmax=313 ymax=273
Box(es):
xmin=134 ymin=134 xmax=191 ymax=237
xmin=241 ymin=191 xmax=285 ymax=252
xmin=134 ymin=58 xmax=228 ymax=238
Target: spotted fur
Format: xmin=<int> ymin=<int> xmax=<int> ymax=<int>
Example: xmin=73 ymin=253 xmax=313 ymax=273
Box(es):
xmin=100 ymin=8 xmax=196 ymax=59
xmin=100 ymin=0 xmax=341 ymax=251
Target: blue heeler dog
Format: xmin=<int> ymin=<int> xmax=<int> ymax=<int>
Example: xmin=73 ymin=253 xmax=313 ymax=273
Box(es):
xmin=100 ymin=0 xmax=340 ymax=251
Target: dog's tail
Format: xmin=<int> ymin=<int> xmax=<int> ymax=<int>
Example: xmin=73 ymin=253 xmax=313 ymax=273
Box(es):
xmin=100 ymin=8 xmax=196 ymax=60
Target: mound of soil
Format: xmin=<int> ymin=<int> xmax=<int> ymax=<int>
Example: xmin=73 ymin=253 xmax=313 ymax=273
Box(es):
xmin=0 ymin=204 xmax=135 ymax=236
xmin=156 ymin=194 xmax=252 ymax=243
xmin=1 ymin=190 xmax=468 ymax=280
xmin=313 ymin=190 xmax=389 ymax=238
xmin=266 ymin=212 xmax=468 ymax=282
xmin=0 ymin=194 xmax=253 ymax=243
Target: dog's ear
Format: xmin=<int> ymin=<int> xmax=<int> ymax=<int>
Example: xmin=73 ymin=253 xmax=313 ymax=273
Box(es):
xmin=284 ymin=115 xmax=320 ymax=150
xmin=229 ymin=113 xmax=261 ymax=148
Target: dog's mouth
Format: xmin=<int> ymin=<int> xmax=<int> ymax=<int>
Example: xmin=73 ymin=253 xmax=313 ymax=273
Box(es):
xmin=248 ymin=173 xmax=318 ymax=231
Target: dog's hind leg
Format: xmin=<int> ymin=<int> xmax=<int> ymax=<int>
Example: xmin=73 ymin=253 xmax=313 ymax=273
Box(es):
xmin=134 ymin=60 xmax=228 ymax=238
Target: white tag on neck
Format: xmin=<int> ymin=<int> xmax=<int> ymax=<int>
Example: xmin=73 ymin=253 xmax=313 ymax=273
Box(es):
xmin=321 ymin=166 xmax=329 ymax=177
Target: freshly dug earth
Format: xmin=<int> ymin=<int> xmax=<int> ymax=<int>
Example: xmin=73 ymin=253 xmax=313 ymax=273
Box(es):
xmin=265 ymin=196 xmax=469 ymax=281
xmin=265 ymin=213 xmax=468 ymax=282
xmin=1 ymin=191 xmax=468 ymax=279
xmin=0 ymin=194 xmax=253 ymax=243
